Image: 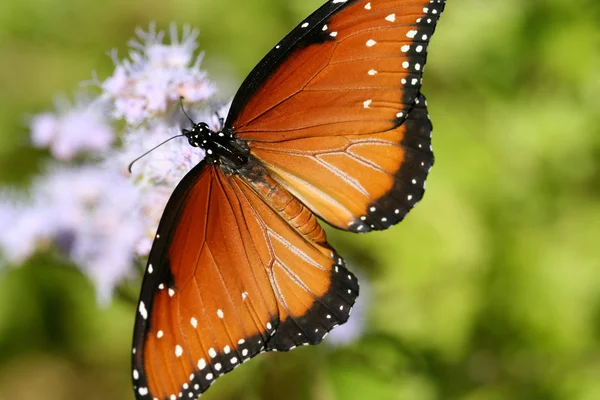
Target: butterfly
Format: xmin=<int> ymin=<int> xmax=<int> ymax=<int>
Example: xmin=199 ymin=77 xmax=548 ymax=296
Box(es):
xmin=131 ymin=0 xmax=446 ymax=398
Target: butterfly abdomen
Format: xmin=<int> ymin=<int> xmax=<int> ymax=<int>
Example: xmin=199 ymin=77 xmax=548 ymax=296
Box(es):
xmin=239 ymin=164 xmax=327 ymax=245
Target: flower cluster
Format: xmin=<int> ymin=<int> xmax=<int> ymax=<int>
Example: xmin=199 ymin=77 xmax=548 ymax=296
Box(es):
xmin=0 ymin=23 xmax=216 ymax=303
xmin=101 ymin=23 xmax=217 ymax=125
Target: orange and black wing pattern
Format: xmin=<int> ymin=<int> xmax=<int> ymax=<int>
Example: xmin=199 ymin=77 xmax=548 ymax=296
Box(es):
xmin=226 ymin=0 xmax=446 ymax=232
xmin=133 ymin=0 xmax=447 ymax=398
xmin=132 ymin=161 xmax=358 ymax=400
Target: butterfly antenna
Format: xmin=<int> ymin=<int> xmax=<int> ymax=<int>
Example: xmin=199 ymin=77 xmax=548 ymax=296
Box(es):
xmin=127 ymin=134 xmax=186 ymax=173
xmin=179 ymin=96 xmax=196 ymax=125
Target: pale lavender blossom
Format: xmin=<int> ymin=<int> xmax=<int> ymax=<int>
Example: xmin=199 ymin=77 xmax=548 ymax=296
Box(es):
xmin=30 ymin=96 xmax=114 ymax=160
xmin=0 ymin=167 xmax=145 ymax=303
xmin=101 ymin=22 xmax=217 ymax=125
xmin=0 ymin=197 xmax=54 ymax=264
xmin=40 ymin=167 xmax=144 ymax=303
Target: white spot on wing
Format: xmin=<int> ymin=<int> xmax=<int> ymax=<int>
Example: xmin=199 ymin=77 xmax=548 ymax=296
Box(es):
xmin=138 ymin=302 xmax=148 ymax=320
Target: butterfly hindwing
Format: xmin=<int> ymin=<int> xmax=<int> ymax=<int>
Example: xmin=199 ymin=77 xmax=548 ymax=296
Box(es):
xmin=132 ymin=162 xmax=358 ymax=400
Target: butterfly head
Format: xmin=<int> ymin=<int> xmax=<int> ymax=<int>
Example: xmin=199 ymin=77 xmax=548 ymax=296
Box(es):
xmin=182 ymin=122 xmax=248 ymax=169
xmin=183 ymin=122 xmax=211 ymax=148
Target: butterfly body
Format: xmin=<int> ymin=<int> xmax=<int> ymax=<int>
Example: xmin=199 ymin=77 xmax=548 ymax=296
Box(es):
xmin=132 ymin=1 xmax=446 ymax=399
xmin=183 ymin=122 xmax=248 ymax=169
xmin=181 ymin=121 xmax=330 ymax=245
xmin=238 ymin=162 xmax=328 ymax=244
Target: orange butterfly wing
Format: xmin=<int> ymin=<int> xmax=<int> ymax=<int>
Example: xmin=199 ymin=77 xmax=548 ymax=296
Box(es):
xmin=132 ymin=162 xmax=358 ymax=400
xmin=227 ymin=0 xmax=445 ymax=232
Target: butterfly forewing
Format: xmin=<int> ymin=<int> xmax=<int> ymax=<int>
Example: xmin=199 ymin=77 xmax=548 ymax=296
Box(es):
xmin=132 ymin=163 xmax=358 ymax=400
xmin=226 ymin=0 xmax=445 ymax=232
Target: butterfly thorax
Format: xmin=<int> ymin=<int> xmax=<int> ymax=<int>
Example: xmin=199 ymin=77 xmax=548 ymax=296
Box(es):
xmin=183 ymin=122 xmax=249 ymax=171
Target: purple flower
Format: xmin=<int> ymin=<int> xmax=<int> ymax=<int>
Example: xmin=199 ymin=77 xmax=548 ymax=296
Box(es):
xmin=0 ymin=197 xmax=54 ymax=264
xmin=0 ymin=167 xmax=144 ymax=303
xmin=50 ymin=168 xmax=144 ymax=304
xmin=30 ymin=96 xmax=115 ymax=160
xmin=101 ymin=22 xmax=217 ymax=125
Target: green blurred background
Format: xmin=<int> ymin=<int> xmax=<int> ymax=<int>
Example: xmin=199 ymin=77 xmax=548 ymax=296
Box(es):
xmin=1 ymin=0 xmax=600 ymax=399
